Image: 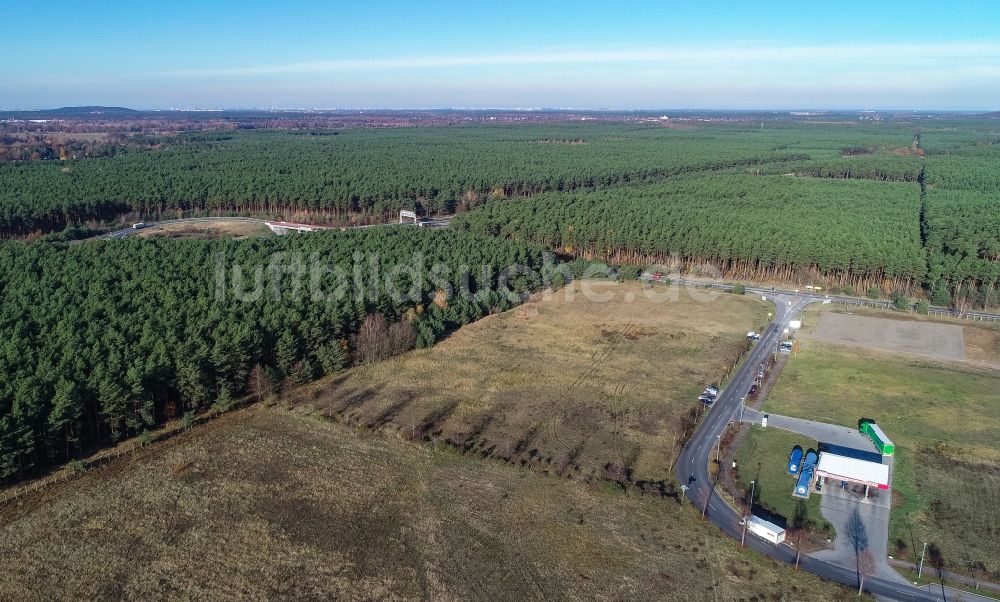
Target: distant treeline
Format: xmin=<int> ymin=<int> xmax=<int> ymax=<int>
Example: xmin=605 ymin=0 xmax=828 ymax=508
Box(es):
xmin=449 ymin=121 xmax=1000 ymax=307
xmin=0 ymin=122 xmax=925 ymax=236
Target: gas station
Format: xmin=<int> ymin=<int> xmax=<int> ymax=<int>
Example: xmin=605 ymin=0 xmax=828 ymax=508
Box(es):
xmin=815 ymin=452 xmax=889 ymax=498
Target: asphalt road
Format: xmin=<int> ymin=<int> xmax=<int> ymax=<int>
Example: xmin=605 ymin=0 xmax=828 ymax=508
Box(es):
xmin=740 ymin=408 xmax=877 ymax=452
xmin=673 ymin=291 xmax=976 ymax=601
xmin=664 ymin=276 xmax=1000 ymax=323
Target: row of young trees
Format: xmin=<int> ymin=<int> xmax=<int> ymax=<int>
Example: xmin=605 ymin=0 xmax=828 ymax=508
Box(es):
xmin=787 ymin=155 xmax=924 ymax=182
xmin=0 ymin=123 xmax=923 ymax=236
xmin=0 ymin=228 xmax=549 ymax=482
xmin=453 ymin=174 xmax=927 ymax=292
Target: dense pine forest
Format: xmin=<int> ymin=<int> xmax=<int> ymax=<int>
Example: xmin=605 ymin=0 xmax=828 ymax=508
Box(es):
xmin=922 ymin=141 xmax=1000 ymax=308
xmin=1 ymin=117 xmax=999 ymax=480
xmin=0 ymin=122 xmax=924 ymax=235
xmin=0 ymin=228 xmax=547 ymax=481
xmin=452 ymin=174 xmax=926 ymax=292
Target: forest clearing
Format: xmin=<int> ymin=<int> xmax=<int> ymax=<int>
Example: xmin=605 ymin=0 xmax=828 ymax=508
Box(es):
xmin=284 ymin=280 xmax=768 ymax=487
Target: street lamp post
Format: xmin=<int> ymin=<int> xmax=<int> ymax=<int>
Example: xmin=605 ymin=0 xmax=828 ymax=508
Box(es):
xmin=918 ymin=542 xmax=927 ymax=578
xmin=741 ymin=479 xmax=755 ymax=548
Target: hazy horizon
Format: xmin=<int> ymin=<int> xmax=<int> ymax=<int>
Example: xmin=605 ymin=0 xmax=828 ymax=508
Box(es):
xmin=3 ymin=105 xmax=996 ymax=114
xmin=3 ymin=0 xmax=999 ymax=110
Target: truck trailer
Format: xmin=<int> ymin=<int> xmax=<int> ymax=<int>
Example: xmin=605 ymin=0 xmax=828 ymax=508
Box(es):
xmin=860 ymin=421 xmax=895 ymax=455
xmin=742 ymin=515 xmax=786 ymax=544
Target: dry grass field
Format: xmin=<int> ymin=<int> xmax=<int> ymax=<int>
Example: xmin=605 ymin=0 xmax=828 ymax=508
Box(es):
xmin=286 ymin=281 xmax=770 ymax=487
xmin=0 ymin=406 xmax=861 ymax=601
xmin=764 ymin=310 xmax=1000 ymax=575
xmin=138 ymin=219 xmax=273 ymax=240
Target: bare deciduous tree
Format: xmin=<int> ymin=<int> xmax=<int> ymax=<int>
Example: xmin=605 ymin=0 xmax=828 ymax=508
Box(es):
xmin=355 ymin=314 xmax=417 ymax=365
xmin=247 ymin=363 xmax=272 ymax=402
xmin=857 ymin=549 xmax=876 ymax=595
xmin=845 ymin=509 xmax=873 ymax=595
xmin=355 ymin=314 xmax=390 ymax=365
xmin=387 ymin=320 xmax=417 ymax=356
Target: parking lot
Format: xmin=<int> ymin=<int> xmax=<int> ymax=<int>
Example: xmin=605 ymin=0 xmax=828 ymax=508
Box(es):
xmin=812 ymin=312 xmax=966 ymax=361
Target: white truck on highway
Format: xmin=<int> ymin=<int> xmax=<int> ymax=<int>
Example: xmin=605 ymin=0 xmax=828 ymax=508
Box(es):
xmin=741 ymin=515 xmax=786 ymax=544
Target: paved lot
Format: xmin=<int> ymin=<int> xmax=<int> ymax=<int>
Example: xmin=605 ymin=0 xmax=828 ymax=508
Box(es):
xmin=811 ymin=486 xmax=910 ymax=586
xmin=812 ymin=313 xmax=966 ymax=361
xmin=741 ymin=409 xmax=878 ymax=452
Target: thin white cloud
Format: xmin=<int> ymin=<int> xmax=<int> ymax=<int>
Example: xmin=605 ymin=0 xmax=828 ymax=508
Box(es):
xmin=158 ymin=41 xmax=1000 ymax=78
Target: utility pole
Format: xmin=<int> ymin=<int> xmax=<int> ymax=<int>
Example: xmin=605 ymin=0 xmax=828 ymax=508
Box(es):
xmin=918 ymin=542 xmax=927 ymax=578
xmin=716 ymin=433 xmax=722 ymax=465
xmin=905 ymin=513 xmax=918 ymax=566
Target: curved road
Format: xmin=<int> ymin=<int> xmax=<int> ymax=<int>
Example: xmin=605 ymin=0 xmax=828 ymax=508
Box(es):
xmin=674 ymin=289 xmax=977 ymax=601
xmin=667 ymin=277 xmax=1000 ymax=323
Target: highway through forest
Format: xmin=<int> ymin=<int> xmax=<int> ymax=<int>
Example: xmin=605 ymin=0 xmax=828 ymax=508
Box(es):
xmin=673 ymin=286 xmax=992 ymax=601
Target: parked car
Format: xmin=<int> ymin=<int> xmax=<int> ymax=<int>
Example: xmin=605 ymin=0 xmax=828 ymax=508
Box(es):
xmin=698 ymin=384 xmax=719 ymax=404
xmin=747 ymin=331 xmax=761 ymax=341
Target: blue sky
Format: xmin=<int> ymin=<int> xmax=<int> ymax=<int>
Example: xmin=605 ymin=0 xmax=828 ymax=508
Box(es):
xmin=3 ymin=0 xmax=999 ymax=109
